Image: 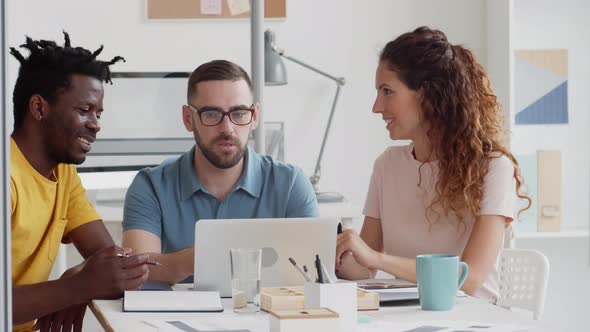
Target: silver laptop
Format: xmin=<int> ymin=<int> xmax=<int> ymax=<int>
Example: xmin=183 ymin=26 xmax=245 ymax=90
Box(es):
xmin=194 ymin=218 xmax=339 ymax=297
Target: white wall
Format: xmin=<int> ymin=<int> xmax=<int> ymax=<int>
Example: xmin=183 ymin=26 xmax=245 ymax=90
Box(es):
xmin=512 ymin=0 xmax=590 ymax=230
xmin=512 ymin=5 xmax=590 ymax=329
xmin=6 ymin=0 xmax=487 ymax=211
xmin=486 ymin=0 xmax=513 ymax=132
xmin=516 ymin=235 xmax=590 ymax=330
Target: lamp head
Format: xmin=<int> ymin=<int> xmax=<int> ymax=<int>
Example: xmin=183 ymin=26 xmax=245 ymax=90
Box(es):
xmin=264 ymin=29 xmax=288 ymax=86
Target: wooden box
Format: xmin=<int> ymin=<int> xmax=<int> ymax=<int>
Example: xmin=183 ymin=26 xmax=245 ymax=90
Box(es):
xmin=270 ymin=308 xmax=339 ymax=332
xmin=260 ymin=286 xmax=378 ymax=312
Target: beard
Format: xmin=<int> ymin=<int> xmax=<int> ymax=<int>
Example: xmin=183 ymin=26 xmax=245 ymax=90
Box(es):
xmin=50 ymin=139 xmax=88 ymax=165
xmin=194 ymin=131 xmax=247 ymax=169
xmin=44 ymin=122 xmax=90 ymax=166
xmin=65 ymin=153 xmax=86 ymax=165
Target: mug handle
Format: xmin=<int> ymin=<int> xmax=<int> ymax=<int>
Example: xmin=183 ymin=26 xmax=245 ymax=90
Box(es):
xmin=457 ymin=261 xmax=469 ymax=289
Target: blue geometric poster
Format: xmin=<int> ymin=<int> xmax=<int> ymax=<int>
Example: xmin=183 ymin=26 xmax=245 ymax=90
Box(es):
xmin=514 ymin=49 xmax=568 ymax=125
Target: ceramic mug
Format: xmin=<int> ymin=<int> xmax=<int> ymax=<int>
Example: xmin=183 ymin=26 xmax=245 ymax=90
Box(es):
xmin=416 ymin=254 xmax=469 ymax=311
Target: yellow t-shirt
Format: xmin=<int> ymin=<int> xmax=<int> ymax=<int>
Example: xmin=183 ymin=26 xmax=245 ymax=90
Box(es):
xmin=10 ymin=138 xmax=100 ymax=332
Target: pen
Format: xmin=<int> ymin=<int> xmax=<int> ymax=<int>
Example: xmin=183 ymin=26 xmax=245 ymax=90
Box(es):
xmin=315 ymin=255 xmax=325 ymax=283
xmin=337 ymin=222 xmax=352 ymax=258
xmin=320 ymin=261 xmax=334 ymax=284
xmin=289 ymin=257 xmax=312 ymax=282
xmin=302 ymin=265 xmax=313 ymax=282
xmin=116 ymin=253 xmax=163 ymax=266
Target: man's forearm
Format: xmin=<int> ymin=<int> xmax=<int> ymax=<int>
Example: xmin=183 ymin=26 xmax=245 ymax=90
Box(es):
xmin=145 ymin=247 xmax=194 ymax=284
xmin=13 ymin=277 xmax=86 ymax=325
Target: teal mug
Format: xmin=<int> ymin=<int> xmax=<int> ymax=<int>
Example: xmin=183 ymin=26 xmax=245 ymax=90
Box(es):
xmin=416 ymin=254 xmax=468 ymax=311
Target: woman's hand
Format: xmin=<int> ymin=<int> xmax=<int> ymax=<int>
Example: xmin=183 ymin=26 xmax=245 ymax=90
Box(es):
xmin=336 ymin=229 xmax=381 ymax=270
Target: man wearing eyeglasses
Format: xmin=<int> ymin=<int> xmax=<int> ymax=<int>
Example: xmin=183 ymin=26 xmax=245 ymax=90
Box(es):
xmin=121 ymin=60 xmax=320 ymax=284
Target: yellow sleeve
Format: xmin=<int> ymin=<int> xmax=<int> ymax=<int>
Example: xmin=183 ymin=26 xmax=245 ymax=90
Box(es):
xmin=63 ymin=167 xmax=101 ymax=238
xmin=10 ymin=177 xmax=16 ymax=215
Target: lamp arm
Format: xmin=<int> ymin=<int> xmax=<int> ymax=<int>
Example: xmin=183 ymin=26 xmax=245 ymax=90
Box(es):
xmin=309 ymin=83 xmax=342 ymax=189
xmin=276 ymin=50 xmax=345 ymax=191
xmin=280 ymin=52 xmax=346 ymax=86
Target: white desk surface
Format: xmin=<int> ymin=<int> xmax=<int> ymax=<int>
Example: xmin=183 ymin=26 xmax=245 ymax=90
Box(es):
xmin=90 ymin=286 xmax=550 ymax=332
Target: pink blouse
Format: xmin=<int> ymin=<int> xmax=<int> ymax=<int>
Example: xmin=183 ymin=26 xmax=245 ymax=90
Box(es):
xmin=364 ymin=144 xmax=514 ymax=302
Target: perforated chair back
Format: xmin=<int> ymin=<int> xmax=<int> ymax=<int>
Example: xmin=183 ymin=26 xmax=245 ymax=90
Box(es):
xmin=496 ymin=249 xmax=550 ymax=320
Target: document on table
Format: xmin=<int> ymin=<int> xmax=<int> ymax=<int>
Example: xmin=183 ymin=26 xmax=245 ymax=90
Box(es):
xmin=123 ymin=290 xmax=223 ymax=312
xmin=142 ymin=317 xmax=268 ymax=332
xmin=374 ymin=287 xmax=466 ymax=302
xmin=356 ymin=278 xmax=417 ymax=289
xmin=355 ymin=279 xmax=465 ymax=302
xmin=359 ymin=320 xmax=529 ymax=332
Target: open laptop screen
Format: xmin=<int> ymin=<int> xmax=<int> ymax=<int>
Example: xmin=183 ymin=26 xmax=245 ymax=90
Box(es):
xmin=194 ymin=218 xmax=339 ymax=297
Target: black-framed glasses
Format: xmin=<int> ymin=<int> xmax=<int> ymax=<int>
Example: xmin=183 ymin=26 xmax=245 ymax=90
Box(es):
xmin=187 ymin=104 xmax=255 ymax=126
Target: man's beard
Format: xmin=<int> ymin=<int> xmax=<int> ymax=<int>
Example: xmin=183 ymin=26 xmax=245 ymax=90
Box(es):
xmin=45 ymin=124 xmax=90 ymax=165
xmin=195 ymin=131 xmax=247 ymax=169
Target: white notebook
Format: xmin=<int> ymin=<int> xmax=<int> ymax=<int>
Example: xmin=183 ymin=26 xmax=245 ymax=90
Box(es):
xmin=123 ymin=290 xmax=223 ymax=312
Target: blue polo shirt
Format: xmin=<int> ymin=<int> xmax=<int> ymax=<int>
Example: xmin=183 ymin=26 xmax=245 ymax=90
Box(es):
xmin=123 ymin=145 xmax=319 ymax=256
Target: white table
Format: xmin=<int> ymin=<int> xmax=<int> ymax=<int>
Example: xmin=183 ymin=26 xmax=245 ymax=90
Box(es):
xmin=90 ymin=286 xmax=551 ymax=332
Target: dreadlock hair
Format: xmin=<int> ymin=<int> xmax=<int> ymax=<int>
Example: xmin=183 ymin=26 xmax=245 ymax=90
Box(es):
xmin=9 ymin=31 xmax=125 ymax=131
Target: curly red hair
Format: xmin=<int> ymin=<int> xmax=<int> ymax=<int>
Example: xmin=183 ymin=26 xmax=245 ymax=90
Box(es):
xmin=380 ymin=26 xmax=531 ymax=232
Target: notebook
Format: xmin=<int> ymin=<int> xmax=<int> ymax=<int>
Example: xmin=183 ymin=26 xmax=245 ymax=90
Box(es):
xmin=356 ymin=278 xmax=416 ymax=290
xmin=141 ymin=280 xmax=173 ymax=291
xmin=356 ymin=278 xmax=420 ymax=302
xmin=356 ymin=278 xmax=465 ymax=302
xmin=123 ymin=290 xmax=223 ymax=312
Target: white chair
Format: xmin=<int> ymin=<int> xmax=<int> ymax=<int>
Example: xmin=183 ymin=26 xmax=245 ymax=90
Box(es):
xmin=503 ymin=224 xmax=515 ymax=249
xmin=496 ymin=249 xmax=550 ymax=320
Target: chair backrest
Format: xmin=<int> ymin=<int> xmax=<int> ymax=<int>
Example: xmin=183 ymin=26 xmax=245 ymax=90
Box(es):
xmin=496 ymin=249 xmax=550 ymax=320
xmin=503 ymin=225 xmax=515 ymax=249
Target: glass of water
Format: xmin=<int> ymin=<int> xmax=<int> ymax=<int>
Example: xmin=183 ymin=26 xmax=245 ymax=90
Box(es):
xmin=230 ymin=248 xmax=262 ymax=313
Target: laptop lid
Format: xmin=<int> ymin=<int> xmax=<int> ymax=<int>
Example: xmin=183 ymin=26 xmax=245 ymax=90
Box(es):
xmin=194 ymin=218 xmax=339 ymax=297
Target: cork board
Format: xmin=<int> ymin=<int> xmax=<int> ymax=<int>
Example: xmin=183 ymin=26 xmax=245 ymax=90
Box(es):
xmin=147 ymin=0 xmax=286 ymax=19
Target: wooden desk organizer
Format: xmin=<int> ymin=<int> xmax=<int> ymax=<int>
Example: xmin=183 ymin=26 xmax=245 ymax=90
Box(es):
xmin=270 ymin=308 xmax=339 ymax=332
xmin=260 ymin=286 xmax=379 ymax=312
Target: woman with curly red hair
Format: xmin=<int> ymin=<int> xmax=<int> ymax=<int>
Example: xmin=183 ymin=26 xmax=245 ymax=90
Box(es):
xmin=336 ymin=26 xmax=530 ymax=302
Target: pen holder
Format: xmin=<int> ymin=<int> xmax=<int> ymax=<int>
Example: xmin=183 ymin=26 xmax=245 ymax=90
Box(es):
xmin=304 ymin=282 xmax=357 ymax=332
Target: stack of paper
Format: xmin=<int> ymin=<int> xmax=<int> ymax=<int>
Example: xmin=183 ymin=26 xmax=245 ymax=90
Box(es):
xmin=358 ymin=320 xmax=529 ymax=332
xmin=356 ymin=279 xmax=465 ymax=302
xmin=142 ymin=317 xmax=268 ymax=332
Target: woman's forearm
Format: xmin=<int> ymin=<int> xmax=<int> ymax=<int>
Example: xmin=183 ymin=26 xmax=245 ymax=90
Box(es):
xmin=374 ymin=253 xmax=417 ymax=283
xmin=336 ymin=254 xmax=374 ymax=280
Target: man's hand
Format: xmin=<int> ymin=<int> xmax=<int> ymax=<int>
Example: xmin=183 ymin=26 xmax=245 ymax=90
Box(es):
xmin=72 ymin=245 xmax=150 ymax=301
xmin=33 ymin=303 xmax=86 ymax=332
xmin=32 ymin=264 xmax=89 ymax=332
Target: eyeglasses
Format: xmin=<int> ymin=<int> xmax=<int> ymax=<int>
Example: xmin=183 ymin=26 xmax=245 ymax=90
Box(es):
xmin=187 ymin=104 xmax=255 ymax=127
